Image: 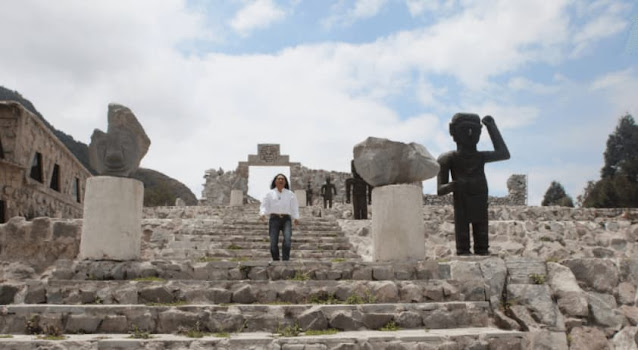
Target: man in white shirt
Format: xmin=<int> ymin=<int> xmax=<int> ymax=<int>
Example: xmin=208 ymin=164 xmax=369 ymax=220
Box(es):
xmin=259 ymin=174 xmax=300 ymax=261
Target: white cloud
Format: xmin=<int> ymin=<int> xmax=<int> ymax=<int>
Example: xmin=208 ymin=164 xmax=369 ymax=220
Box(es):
xmin=230 ymin=0 xmax=286 ymax=36
xmin=590 ymin=68 xmax=638 ymax=118
xmin=507 ymin=77 xmax=560 ymax=94
xmin=323 ymin=0 xmax=388 ymax=27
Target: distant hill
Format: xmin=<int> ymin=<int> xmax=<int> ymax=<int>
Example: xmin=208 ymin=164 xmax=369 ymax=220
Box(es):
xmin=132 ymin=168 xmax=198 ymax=206
xmin=0 ymin=86 xmax=197 ymax=206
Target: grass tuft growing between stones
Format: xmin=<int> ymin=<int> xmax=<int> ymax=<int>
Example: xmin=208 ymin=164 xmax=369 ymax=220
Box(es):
xmin=197 ymin=256 xmax=221 ymax=262
xmin=227 ymin=244 xmax=243 ymax=250
xmin=275 ymin=323 xmax=302 ymax=337
xmin=179 ymin=322 xmax=209 ymax=338
xmin=379 ymin=321 xmax=399 ymax=331
xmin=214 ymin=332 xmax=231 ymax=338
xmin=37 ymin=335 xmax=66 ymax=340
xmin=0 ymin=335 xmax=13 ymax=338
xmin=529 ymin=273 xmax=546 ymax=285
xmin=288 ymin=271 xmax=310 ymax=281
xmin=305 ymin=329 xmax=339 ymax=336
xmin=331 ymin=258 xmax=346 ymax=263
xmin=129 ymin=326 xmax=154 ymax=339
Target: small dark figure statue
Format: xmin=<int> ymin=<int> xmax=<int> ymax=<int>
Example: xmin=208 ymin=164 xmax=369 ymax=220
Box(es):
xmin=437 ymin=113 xmax=510 ymax=256
xmin=306 ymin=180 xmax=313 ymax=206
xmin=320 ymin=177 xmax=337 ymax=209
xmin=345 ymin=160 xmax=373 ymax=219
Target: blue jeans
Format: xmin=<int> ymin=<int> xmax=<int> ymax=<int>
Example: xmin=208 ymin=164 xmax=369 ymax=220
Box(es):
xmin=269 ymin=215 xmax=292 ymax=261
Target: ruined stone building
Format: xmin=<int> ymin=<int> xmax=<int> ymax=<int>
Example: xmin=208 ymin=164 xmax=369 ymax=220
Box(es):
xmin=0 ymin=101 xmax=91 ymax=223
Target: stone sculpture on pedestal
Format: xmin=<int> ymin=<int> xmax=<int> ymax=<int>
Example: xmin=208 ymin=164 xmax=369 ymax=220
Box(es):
xmin=437 ymin=113 xmax=510 ymax=256
xmin=345 ymin=160 xmax=372 ymax=220
xmin=353 ymin=137 xmax=439 ymax=262
xmin=80 ymin=103 xmax=150 ymax=260
xmin=320 ymin=177 xmax=337 ymax=209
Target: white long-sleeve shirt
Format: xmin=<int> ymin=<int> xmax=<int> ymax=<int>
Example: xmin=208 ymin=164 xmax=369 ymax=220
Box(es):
xmin=259 ymin=188 xmax=300 ymax=219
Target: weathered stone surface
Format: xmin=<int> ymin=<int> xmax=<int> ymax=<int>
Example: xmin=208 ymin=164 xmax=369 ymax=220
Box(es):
xmin=138 ymin=285 xmax=174 ymax=304
xmin=99 ymin=315 xmax=128 ymax=333
xmin=547 ymin=262 xmax=588 ymax=317
xmin=157 ymin=309 xmax=199 ymax=333
xmin=611 ymin=326 xmax=638 ymax=350
xmin=525 ymin=331 xmax=568 ymax=350
xmin=587 ymin=292 xmax=624 ymax=330
xmin=507 ymin=284 xmax=565 ymax=331
xmin=232 ymin=285 xmax=256 ymax=304
xmin=361 ymin=313 xmax=394 ymax=329
xmin=562 ymin=258 xmax=619 ymax=293
xmin=371 ymin=281 xmax=399 ymax=303
xmin=621 ymin=305 xmax=638 ymax=326
xmin=479 ymin=258 xmax=506 ymax=307
xmin=395 ymin=311 xmax=421 ymax=328
xmin=353 ymin=137 xmax=439 ymax=186
xmin=329 ymin=311 xmax=360 ymax=331
xmin=618 ymin=282 xmax=636 ymax=305
xmin=0 ymin=284 xmax=19 ymax=304
xmin=297 ymin=307 xmax=328 ymax=330
xmin=567 ymin=327 xmax=609 ymax=350
xmin=493 ymin=309 xmax=521 ymax=331
xmin=65 ymin=314 xmax=101 ymax=333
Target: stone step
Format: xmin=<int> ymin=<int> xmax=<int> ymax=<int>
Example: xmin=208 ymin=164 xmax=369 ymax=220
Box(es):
xmin=0 ymin=328 xmax=527 ymax=349
xmin=1 ymin=302 xmax=491 ymax=334
xmin=153 ymin=249 xmax=360 ymax=260
xmin=170 ymin=234 xmax=351 ymax=244
xmin=163 ymin=240 xmax=353 ymax=251
xmin=172 ymin=229 xmax=346 ymax=237
xmin=48 ymin=260 xmax=453 ymax=282
xmin=9 ymin=279 xmax=486 ymax=305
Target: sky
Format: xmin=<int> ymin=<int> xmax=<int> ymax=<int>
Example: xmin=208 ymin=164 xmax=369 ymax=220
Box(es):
xmin=1 ymin=0 xmax=637 ymax=205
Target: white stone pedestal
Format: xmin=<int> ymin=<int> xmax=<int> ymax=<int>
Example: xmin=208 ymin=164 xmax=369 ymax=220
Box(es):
xmin=79 ymin=176 xmax=143 ymax=260
xmin=229 ymin=190 xmax=243 ymax=206
xmin=295 ymin=190 xmax=306 ymax=208
xmin=371 ymin=184 xmax=425 ymax=262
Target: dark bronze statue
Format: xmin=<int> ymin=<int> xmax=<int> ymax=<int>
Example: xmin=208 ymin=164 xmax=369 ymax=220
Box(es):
xmin=320 ymin=177 xmax=337 ymax=209
xmin=306 ymin=180 xmax=313 ymax=206
xmin=345 ymin=160 xmax=372 ymax=219
xmin=437 ymin=113 xmax=509 ymax=256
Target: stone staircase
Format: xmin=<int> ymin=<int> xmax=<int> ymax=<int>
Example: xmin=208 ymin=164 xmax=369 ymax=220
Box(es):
xmin=0 ymin=204 xmax=535 ymax=349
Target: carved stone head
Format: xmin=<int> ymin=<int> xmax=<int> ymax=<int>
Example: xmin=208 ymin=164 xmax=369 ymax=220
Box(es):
xmin=89 ymin=104 xmax=150 ymax=177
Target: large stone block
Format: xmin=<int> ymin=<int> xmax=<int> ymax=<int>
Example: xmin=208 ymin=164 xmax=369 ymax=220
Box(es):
xmin=79 ymin=176 xmax=143 ymax=260
xmin=353 ymin=137 xmax=439 ymax=186
xmin=229 ymin=189 xmax=243 ymax=207
xmin=371 ymin=184 xmax=425 ymax=262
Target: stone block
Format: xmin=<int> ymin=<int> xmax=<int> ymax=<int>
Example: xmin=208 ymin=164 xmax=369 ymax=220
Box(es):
xmin=371 ymin=184 xmax=425 ymax=262
xmin=65 ymin=314 xmax=101 ymax=334
xmin=79 ymin=176 xmax=143 ymax=260
xmin=297 ymin=307 xmax=328 ymax=330
xmin=230 ymin=190 xmax=243 ymax=206
xmin=295 ymin=190 xmax=306 ymax=208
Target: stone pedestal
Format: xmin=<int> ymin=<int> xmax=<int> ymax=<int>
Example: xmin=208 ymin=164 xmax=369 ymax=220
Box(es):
xmin=229 ymin=190 xmax=243 ymax=206
xmin=371 ymin=184 xmax=425 ymax=262
xmin=79 ymin=176 xmax=143 ymax=260
xmin=295 ymin=190 xmax=306 ymax=208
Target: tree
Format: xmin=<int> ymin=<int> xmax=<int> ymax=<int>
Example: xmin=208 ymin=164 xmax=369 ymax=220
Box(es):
xmin=601 ymin=114 xmax=638 ymax=181
xmin=541 ymin=181 xmax=574 ymax=207
xmin=580 ymin=114 xmax=638 ymax=208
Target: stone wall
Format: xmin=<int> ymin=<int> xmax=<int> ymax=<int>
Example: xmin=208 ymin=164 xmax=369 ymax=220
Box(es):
xmin=423 ymin=174 xmax=527 ymax=206
xmin=0 ymin=102 xmax=91 ymax=222
xmin=200 ymin=165 xmax=350 ymax=206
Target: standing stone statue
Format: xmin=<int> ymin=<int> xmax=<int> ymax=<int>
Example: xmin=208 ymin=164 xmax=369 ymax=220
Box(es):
xmin=88 ymin=104 xmax=150 ymax=177
xmin=306 ymin=180 xmax=313 ymax=206
xmin=437 ymin=113 xmax=510 ymax=256
xmin=320 ymin=177 xmax=337 ymax=209
xmin=345 ymin=160 xmax=372 ymax=219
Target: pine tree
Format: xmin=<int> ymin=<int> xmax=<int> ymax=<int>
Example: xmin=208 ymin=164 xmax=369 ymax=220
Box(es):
xmin=581 ymin=114 xmax=638 ymax=208
xmin=541 ymin=181 xmax=574 ymax=207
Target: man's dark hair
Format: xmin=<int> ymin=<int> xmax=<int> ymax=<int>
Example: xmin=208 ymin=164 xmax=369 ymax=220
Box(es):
xmin=270 ymin=173 xmax=290 ymax=189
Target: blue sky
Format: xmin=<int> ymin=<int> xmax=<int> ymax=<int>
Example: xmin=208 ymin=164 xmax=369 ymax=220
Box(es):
xmin=1 ymin=0 xmax=637 ymax=205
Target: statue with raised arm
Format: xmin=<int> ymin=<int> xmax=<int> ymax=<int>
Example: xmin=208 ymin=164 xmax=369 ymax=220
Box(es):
xmin=88 ymin=103 xmax=150 ymax=177
xmin=437 ymin=113 xmax=510 ymax=256
xmin=320 ymin=177 xmax=337 ymax=209
xmin=345 ymin=160 xmax=373 ymax=219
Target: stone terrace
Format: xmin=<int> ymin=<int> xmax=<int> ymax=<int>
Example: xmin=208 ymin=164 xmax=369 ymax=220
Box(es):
xmin=0 ymin=204 xmax=637 ymax=349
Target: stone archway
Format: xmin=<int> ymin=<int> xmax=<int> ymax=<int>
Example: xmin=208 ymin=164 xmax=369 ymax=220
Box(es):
xmin=236 ymin=144 xmax=300 ymax=202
